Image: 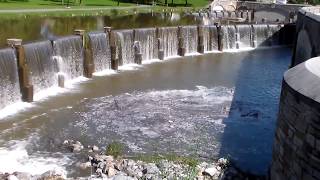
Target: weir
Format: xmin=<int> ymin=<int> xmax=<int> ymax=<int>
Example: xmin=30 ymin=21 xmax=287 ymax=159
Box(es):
xmin=0 ymin=48 xmax=20 ymax=109
xmin=53 ymin=36 xmax=84 ymax=80
xmin=23 ymin=41 xmax=57 ymax=94
xmin=157 ymin=27 xmax=178 ymax=58
xmin=0 ymin=23 xmax=291 ymax=109
xmin=134 ymin=28 xmax=158 ymax=61
xmin=88 ymin=32 xmax=111 ymax=71
xmin=115 ymin=30 xmax=135 ymax=65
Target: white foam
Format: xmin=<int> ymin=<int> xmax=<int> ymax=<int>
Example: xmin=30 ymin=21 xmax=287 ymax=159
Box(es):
xmin=93 ymin=69 xmax=117 ymax=77
xmin=0 ymin=140 xmax=71 ymax=176
xmin=0 ymin=102 xmax=33 ymax=120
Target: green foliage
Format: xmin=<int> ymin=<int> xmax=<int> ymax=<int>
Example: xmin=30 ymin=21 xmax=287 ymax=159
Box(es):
xmin=106 ymin=141 xmax=124 ymax=158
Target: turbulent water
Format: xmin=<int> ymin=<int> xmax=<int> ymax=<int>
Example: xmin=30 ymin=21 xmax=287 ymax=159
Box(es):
xmin=158 ymin=27 xmax=179 ymax=58
xmin=88 ymin=32 xmax=111 ymax=71
xmin=182 ymin=26 xmax=198 ymax=54
xmin=134 ymin=28 xmax=158 ymax=61
xmin=116 ymin=30 xmax=135 ymax=65
xmin=0 ymin=48 xmax=20 ymax=109
xmin=53 ymin=36 xmax=84 ymax=80
xmin=23 ymin=41 xmax=57 ymax=94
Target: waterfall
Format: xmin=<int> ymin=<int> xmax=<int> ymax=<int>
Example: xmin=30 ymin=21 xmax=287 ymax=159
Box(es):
xmin=182 ymin=26 xmax=198 ymax=54
xmin=0 ymin=48 xmax=20 ymax=109
xmin=158 ymin=27 xmax=178 ymax=58
xmin=88 ymin=32 xmax=111 ymax=71
xmin=268 ymin=24 xmax=281 ymax=46
xmin=115 ymin=30 xmax=134 ymax=65
xmin=53 ymin=36 xmax=84 ymax=80
xmin=24 ymin=41 xmax=57 ymax=94
xmin=222 ymin=25 xmax=236 ymax=50
xmin=236 ymin=25 xmax=252 ymax=49
xmin=203 ymin=26 xmax=219 ymax=52
xmin=134 ymin=28 xmax=157 ymax=61
xmin=253 ymin=24 xmax=269 ymax=47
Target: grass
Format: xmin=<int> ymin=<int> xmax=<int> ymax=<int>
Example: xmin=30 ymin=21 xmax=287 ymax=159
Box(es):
xmin=106 ymin=141 xmax=124 ymax=158
xmin=0 ymin=0 xmax=209 ymax=9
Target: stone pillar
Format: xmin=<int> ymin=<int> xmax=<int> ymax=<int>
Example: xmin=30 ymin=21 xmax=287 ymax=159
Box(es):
xmin=75 ymin=29 xmax=94 ymax=78
xmin=251 ymin=25 xmax=257 ymax=48
xmin=7 ymin=39 xmax=33 ymax=102
xmin=104 ymin=27 xmax=118 ymax=70
xmin=197 ymin=26 xmax=205 ymax=54
xmin=158 ymin=38 xmax=164 ymax=60
xmin=235 ymin=25 xmax=240 ymax=49
xmin=217 ymin=24 xmax=224 ymax=51
xmin=134 ymin=41 xmax=142 ymax=64
xmin=178 ymin=26 xmax=186 ymax=56
xmin=248 ymin=10 xmax=252 ymax=23
xmin=156 ymin=28 xmax=164 ymax=60
xmin=58 ymin=73 xmax=65 ymax=88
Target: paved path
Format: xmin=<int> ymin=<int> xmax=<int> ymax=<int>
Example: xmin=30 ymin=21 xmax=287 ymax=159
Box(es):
xmin=0 ymin=5 xmax=150 ymax=14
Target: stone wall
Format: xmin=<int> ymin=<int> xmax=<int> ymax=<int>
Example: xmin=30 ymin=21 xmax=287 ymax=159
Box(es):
xmin=270 ymin=57 xmax=320 ymax=180
xmin=291 ymin=7 xmax=320 ymax=66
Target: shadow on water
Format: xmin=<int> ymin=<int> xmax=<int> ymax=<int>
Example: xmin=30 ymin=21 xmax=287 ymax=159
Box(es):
xmin=218 ymin=46 xmax=292 ymax=175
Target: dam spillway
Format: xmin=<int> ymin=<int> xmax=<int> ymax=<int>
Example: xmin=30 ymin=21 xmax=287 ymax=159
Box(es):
xmin=0 ymin=23 xmax=291 ymax=108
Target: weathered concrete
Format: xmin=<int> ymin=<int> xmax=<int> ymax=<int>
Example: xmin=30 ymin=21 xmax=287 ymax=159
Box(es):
xmin=291 ymin=7 xmax=320 ymax=67
xmin=7 ymin=39 xmax=33 ymax=102
xmin=75 ymin=29 xmax=94 ymax=78
xmin=271 ymin=57 xmax=320 ymax=180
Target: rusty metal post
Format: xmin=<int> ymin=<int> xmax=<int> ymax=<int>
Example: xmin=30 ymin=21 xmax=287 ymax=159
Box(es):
xmin=104 ymin=27 xmax=118 ymax=70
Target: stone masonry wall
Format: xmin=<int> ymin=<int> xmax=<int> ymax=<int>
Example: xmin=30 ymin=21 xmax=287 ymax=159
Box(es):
xmin=270 ymin=81 xmax=320 ymax=180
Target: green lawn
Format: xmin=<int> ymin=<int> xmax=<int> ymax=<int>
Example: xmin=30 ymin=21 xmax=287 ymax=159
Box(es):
xmin=0 ymin=0 xmax=209 ymax=9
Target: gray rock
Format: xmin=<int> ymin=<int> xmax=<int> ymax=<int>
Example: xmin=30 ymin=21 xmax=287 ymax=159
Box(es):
xmin=108 ymin=167 xmax=117 ymax=177
xmin=13 ymin=172 xmax=32 ymax=180
xmin=143 ymin=163 xmax=159 ymax=174
xmin=113 ymin=174 xmax=135 ymax=180
xmin=40 ymin=169 xmax=66 ymax=180
xmin=77 ymin=162 xmax=92 ymax=170
xmin=92 ymin=145 xmax=99 ymax=152
xmin=203 ymin=167 xmax=219 ymax=177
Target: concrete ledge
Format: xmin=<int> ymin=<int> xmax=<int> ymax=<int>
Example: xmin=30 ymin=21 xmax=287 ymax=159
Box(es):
xmin=284 ymin=56 xmax=320 ymax=103
xmin=299 ymin=6 xmax=320 ymax=22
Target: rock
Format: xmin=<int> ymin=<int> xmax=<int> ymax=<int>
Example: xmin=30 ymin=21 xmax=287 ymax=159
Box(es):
xmin=40 ymin=169 xmax=66 ymax=180
xmin=72 ymin=143 xmax=83 ymax=152
xmin=113 ymin=174 xmax=135 ymax=180
xmin=143 ymin=163 xmax=159 ymax=174
xmin=77 ymin=162 xmax=92 ymax=170
xmin=94 ymin=154 xmax=113 ymax=163
xmin=13 ymin=172 xmax=32 ymax=180
xmin=107 ymin=167 xmax=117 ymax=177
xmin=203 ymin=167 xmax=219 ymax=177
xmin=7 ymin=175 xmax=19 ymax=180
xmin=218 ymin=158 xmax=228 ymax=167
xmin=62 ymin=140 xmax=69 ymax=145
xmin=92 ymin=145 xmax=99 ymax=152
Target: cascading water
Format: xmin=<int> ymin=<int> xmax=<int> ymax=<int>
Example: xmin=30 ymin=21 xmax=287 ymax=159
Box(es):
xmin=88 ymin=32 xmax=111 ymax=72
xmin=115 ymin=30 xmax=134 ymax=65
xmin=222 ymin=25 xmax=236 ymax=50
xmin=236 ymin=25 xmax=252 ymax=49
xmin=158 ymin=27 xmax=178 ymax=58
xmin=23 ymin=41 xmax=57 ymax=94
xmin=203 ymin=26 xmax=219 ymax=52
xmin=253 ymin=24 xmax=269 ymax=47
xmin=53 ymin=36 xmax=84 ymax=80
xmin=0 ymin=48 xmax=20 ymax=109
xmin=182 ymin=26 xmax=198 ymax=54
xmin=268 ymin=24 xmax=281 ymax=46
xmin=134 ymin=28 xmax=157 ymax=61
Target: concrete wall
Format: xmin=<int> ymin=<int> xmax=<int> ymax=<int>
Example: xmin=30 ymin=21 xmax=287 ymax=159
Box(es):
xmin=270 ymin=57 xmax=320 ymax=180
xmin=291 ymin=7 xmax=320 ymax=66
